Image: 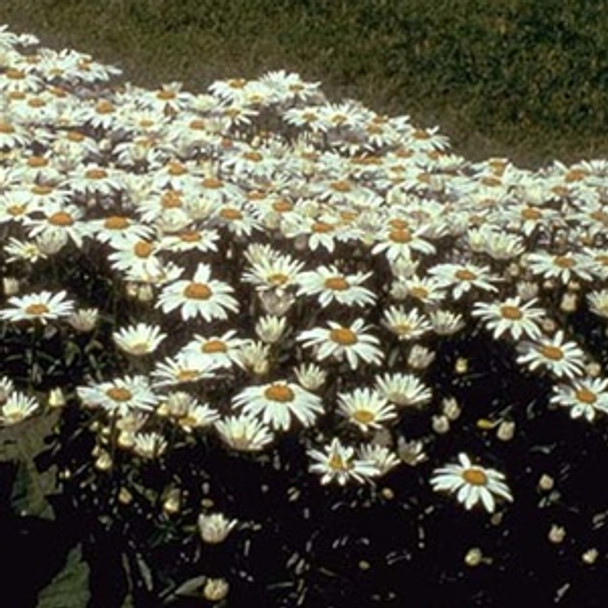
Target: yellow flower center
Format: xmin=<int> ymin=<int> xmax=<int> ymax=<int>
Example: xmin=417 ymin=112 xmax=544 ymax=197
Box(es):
xmin=201 ymin=177 xmax=224 ymax=189
xmin=565 ymin=169 xmax=588 ymax=182
xmin=85 ymin=168 xmax=108 ymax=180
xmin=268 ymin=273 xmax=289 ymax=286
xmin=167 ymin=162 xmax=187 ymax=176
xmin=409 ymin=286 xmax=429 ymax=300
xmin=183 ymin=282 xmax=212 ymax=300
xmin=554 ymin=256 xmax=574 ymax=269
xmin=243 ymin=151 xmax=263 ymax=162
xmin=66 ymin=131 xmax=85 ymax=142
xmin=413 ymin=129 xmax=431 ymax=140
xmin=481 ymin=176 xmax=502 ymax=187
xmin=104 ymin=215 xmax=130 ymax=230
xmin=178 ymin=230 xmax=201 ymax=242
xmin=330 ymin=180 xmax=352 ymax=192
xmin=96 ymin=100 xmax=115 ymax=114
xmin=49 ymin=211 xmax=75 ymax=226
xmin=329 ymin=453 xmax=350 ymax=471
xmin=7 ymin=204 xmax=26 ymax=216
xmin=0 ymin=122 xmax=15 ymax=134
xmin=106 ymin=387 xmax=132 ymax=402
xmin=28 ymin=97 xmax=46 ymax=108
xmin=500 ymin=305 xmax=523 ymax=320
xmin=220 ymin=208 xmax=243 ymax=221
xmin=27 ymin=156 xmax=48 ymax=167
xmin=455 ymin=269 xmax=477 ymax=281
xmin=134 ymin=241 xmax=154 ymax=258
xmin=324 ymin=276 xmax=349 ymax=291
xmin=31 ymin=185 xmax=53 ymax=195
xmin=177 ymin=370 xmax=199 ymax=383
xmin=202 ymin=339 xmax=227 ymax=354
xmin=312 ymin=221 xmax=334 ymax=233
xmin=540 ymin=345 xmax=564 ymax=361
xmin=353 ymin=410 xmax=375 ymax=424
xmin=575 ymin=388 xmax=597 ymax=404
xmin=156 ymin=89 xmax=176 ymax=100
xmin=5 ymin=69 xmax=25 ymax=80
xmin=264 ymin=384 xmax=295 ymax=402
xmin=189 ymin=119 xmax=206 ymax=130
xmin=329 ymin=327 xmax=358 ymax=345
xmin=25 ymin=303 xmax=49 ymax=316
xmin=389 ymin=228 xmax=412 ymax=244
xmin=272 ymin=199 xmax=293 ymax=213
xmin=462 ymin=468 xmax=488 ymax=486
xmin=521 ymin=207 xmax=542 ymax=220
xmin=161 ymin=190 xmax=183 ymax=208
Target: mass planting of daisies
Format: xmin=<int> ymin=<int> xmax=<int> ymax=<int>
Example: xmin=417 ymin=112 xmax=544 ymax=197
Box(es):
xmin=1 ymin=24 xmax=608 ymax=577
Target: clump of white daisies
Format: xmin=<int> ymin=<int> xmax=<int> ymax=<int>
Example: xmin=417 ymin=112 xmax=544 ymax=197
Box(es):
xmin=1 ymin=21 xmax=607 ymax=539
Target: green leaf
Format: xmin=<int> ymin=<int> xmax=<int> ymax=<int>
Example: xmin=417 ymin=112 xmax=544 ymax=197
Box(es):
xmin=37 ymin=544 xmax=91 ymax=608
xmin=0 ymin=410 xmax=61 ymax=520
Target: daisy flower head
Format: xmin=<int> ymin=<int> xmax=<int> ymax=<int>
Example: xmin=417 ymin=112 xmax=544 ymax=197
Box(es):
xmin=308 ymin=437 xmax=380 ymax=486
xmin=77 ymin=375 xmax=159 ymax=416
xmin=132 ymin=432 xmax=168 ymax=459
xmin=525 ymin=251 xmax=595 ymax=285
xmin=113 ymin=323 xmax=167 ymax=356
xmin=356 ymin=444 xmax=401 ymax=476
xmin=381 ymin=305 xmax=431 ymax=341
xmin=297 ymin=318 xmax=384 ymax=370
xmin=296 ymin=265 xmax=376 ymax=308
xmin=156 ymin=263 xmax=239 ymax=321
xmin=374 ymin=372 xmax=432 ymax=408
xmin=430 ymin=453 xmax=513 ymax=513
xmin=587 ymin=288 xmax=608 ymax=319
xmin=293 ymin=362 xmax=327 ymax=392
xmin=337 ymin=387 xmax=397 ymax=433
xmin=177 ymin=401 xmax=221 ymax=433
xmin=0 ymin=290 xmax=74 ymax=324
xmin=231 ymin=381 xmax=324 ymax=431
xmin=428 ymin=263 xmax=500 ymax=300
xmin=517 ymin=330 xmax=586 ymax=379
xmin=180 ymin=330 xmax=246 ymax=370
xmin=151 ymin=353 xmax=218 ymax=388
xmin=0 ymin=391 xmax=39 ymax=426
xmin=550 ymin=377 xmax=608 ymax=422
xmin=215 ymin=413 xmax=274 ymax=452
xmin=472 ymin=296 xmax=546 ymax=341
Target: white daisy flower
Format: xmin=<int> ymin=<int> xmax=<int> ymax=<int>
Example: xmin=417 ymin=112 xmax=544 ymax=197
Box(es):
xmin=587 ymin=288 xmax=608 ymax=319
xmin=0 ymin=290 xmax=74 ymax=324
xmin=356 ymin=444 xmax=401 ymax=476
xmin=179 ymin=330 xmax=247 ymax=370
xmin=113 ymin=323 xmax=167 ymax=356
xmin=428 ymin=309 xmax=466 ymax=336
xmin=337 ymin=387 xmax=397 ymax=433
xmin=0 ymin=391 xmax=39 ymax=426
xmin=428 ymin=263 xmax=500 ymax=300
xmin=472 ymin=296 xmax=546 ymax=341
xmin=525 ymin=251 xmax=595 ymax=284
xmin=232 ymin=381 xmax=324 ymax=431
xmin=151 ymin=354 xmax=218 ymax=388
xmin=430 ymin=452 xmax=513 ymax=513
xmin=293 ymin=362 xmax=327 ymax=392
xmin=297 ymin=318 xmax=384 ymax=370
xmin=177 ymin=401 xmax=221 ymax=432
xmin=516 ymin=330 xmax=586 ymax=379
xmin=77 ymin=375 xmax=159 ymax=415
xmin=381 ymin=305 xmax=431 ymax=341
xmin=296 ymin=265 xmax=376 ymax=308
xmin=156 ymin=263 xmax=239 ymax=321
xmin=374 ymin=372 xmax=432 ymax=407
xmin=550 ymin=377 xmax=608 ymax=422
xmin=132 ymin=432 xmax=168 ymax=459
xmin=308 ymin=437 xmax=380 ymax=485
xmin=215 ymin=413 xmax=274 ymax=452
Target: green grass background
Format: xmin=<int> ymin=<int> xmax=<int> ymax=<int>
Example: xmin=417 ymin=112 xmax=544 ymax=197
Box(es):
xmin=3 ymin=0 xmax=607 ymax=168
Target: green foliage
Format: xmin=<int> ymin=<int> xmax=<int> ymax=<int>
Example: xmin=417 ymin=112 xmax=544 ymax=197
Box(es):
xmin=37 ymin=544 xmax=91 ymax=608
xmin=3 ymin=0 xmax=607 ymax=167
xmin=0 ymin=410 xmax=61 ymax=520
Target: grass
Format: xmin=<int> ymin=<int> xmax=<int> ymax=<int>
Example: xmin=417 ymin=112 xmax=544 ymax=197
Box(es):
xmin=4 ymin=0 xmax=607 ymax=168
